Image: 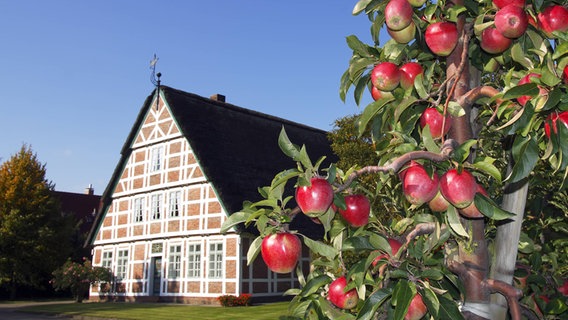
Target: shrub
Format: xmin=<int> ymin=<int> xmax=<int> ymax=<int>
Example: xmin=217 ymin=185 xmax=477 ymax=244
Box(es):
xmin=51 ymin=257 xmax=113 ymax=302
xmin=217 ymin=294 xmax=252 ymax=307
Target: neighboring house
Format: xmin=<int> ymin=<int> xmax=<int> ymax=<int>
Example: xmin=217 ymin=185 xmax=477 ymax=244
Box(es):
xmin=85 ymin=86 xmax=336 ymax=304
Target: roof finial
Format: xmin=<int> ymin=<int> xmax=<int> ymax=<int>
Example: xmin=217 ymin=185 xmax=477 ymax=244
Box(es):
xmin=150 ymin=54 xmax=161 ymax=110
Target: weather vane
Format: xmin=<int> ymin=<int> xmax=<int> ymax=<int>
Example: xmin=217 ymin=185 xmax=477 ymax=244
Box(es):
xmin=150 ymin=54 xmax=162 ymax=109
xmin=150 ymin=54 xmax=161 ymax=87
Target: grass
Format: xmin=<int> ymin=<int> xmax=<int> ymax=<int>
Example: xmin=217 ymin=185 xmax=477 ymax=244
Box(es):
xmin=17 ymin=301 xmax=296 ymax=320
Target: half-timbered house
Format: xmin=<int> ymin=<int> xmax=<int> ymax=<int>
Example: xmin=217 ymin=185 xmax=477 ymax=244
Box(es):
xmin=85 ymin=86 xmax=335 ymax=304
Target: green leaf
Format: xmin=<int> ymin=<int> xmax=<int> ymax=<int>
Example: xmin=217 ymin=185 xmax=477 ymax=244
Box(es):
xmin=472 ymin=157 xmax=502 ymax=182
xmin=438 ymin=295 xmax=464 ymax=319
xmin=343 ymin=236 xmax=375 ymax=251
xmin=352 ymin=0 xmax=373 ymax=15
xmin=446 ymin=206 xmax=469 ymax=238
xmin=220 ymin=211 xmax=251 ymax=234
xmin=511 ymin=42 xmax=534 ymax=69
xmin=452 ymin=139 xmax=477 ymax=163
xmin=246 ymin=236 xmax=263 ymax=265
xmin=394 ymin=96 xmax=418 ymax=124
xmin=421 ymin=285 xmax=440 ymax=318
xmin=422 ymin=125 xmax=441 ymax=153
xmin=318 ymin=295 xmax=352 ymax=319
xmin=346 ymin=35 xmax=373 ymax=57
xmin=278 ymin=127 xmax=300 ymax=160
xmin=354 ymin=73 xmax=370 ymax=106
xmin=392 ymin=281 xmax=416 ymax=320
xmin=301 ymin=235 xmax=339 ymax=260
xmin=447 ymin=101 xmax=465 ymax=117
xmin=271 ymin=169 xmax=301 ymax=193
xmin=298 ymin=145 xmax=314 ymax=171
xmin=506 ymin=134 xmax=538 ymax=183
xmin=475 ymin=194 xmax=515 ymax=220
xmin=356 ymin=288 xmax=392 ymax=320
xmin=358 ymin=97 xmax=395 ymax=137
xmin=414 ymin=74 xmax=428 ymax=99
xmin=446 ymin=5 xmax=467 ymax=22
xmin=299 ymin=274 xmax=332 ymax=298
xmin=503 ymin=83 xmax=539 ymax=100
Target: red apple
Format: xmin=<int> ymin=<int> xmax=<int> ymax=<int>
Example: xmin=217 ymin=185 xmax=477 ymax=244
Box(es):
xmin=425 ymin=22 xmax=459 ymax=56
xmin=405 ymin=293 xmax=428 ymax=320
xmin=385 ymin=0 xmax=414 ymax=31
xmin=388 ymin=21 xmax=417 ymax=44
xmin=295 ymin=177 xmax=334 ymax=217
xmin=480 ymin=27 xmax=512 ymax=54
xmin=371 ymin=86 xmax=383 ymax=100
xmin=439 ymin=168 xmax=478 ymax=208
xmin=420 ymin=107 xmax=452 ymax=138
xmin=261 ymin=233 xmax=302 ymax=273
xmin=339 ymin=194 xmax=371 ymax=227
xmin=544 ymin=111 xmax=568 ymax=139
xmin=399 ymin=62 xmax=423 ymax=90
xmin=563 ymin=65 xmax=568 ymax=84
xmin=493 ymin=0 xmax=524 ymax=9
xmin=517 ymin=73 xmax=547 ymax=107
xmin=372 ymin=238 xmax=402 ymax=266
xmin=428 ymin=190 xmax=450 ymax=212
xmin=538 ymin=5 xmax=568 ymax=38
xmin=495 ymin=5 xmax=528 ymax=39
xmin=371 ymin=62 xmax=401 ymax=91
xmin=328 ymin=276 xmax=359 ymax=309
xmin=400 ymin=161 xmax=439 ymax=206
xmin=458 ymin=184 xmax=488 ymax=218
xmin=559 ymin=280 xmax=568 ymax=296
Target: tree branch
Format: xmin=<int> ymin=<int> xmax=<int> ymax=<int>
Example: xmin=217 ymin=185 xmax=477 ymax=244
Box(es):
xmin=483 ymin=279 xmax=523 ymax=320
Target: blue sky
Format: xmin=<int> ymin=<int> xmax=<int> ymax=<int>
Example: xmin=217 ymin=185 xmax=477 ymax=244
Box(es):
xmin=0 ymin=1 xmax=375 ymax=194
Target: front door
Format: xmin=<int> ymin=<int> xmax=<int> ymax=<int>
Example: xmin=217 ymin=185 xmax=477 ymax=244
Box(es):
xmin=151 ymin=257 xmax=162 ymax=296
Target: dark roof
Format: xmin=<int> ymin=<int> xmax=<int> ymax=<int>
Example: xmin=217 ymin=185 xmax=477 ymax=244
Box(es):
xmin=86 ymin=86 xmax=337 ymax=246
xmin=53 ymin=190 xmax=101 ymax=234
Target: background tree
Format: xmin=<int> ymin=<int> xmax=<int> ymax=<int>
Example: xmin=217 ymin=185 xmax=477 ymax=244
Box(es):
xmin=0 ymin=145 xmax=74 ymax=299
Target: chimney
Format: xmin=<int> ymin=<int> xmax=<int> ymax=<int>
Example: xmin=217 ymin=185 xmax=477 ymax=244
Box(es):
xmin=210 ymin=94 xmax=226 ymax=102
xmin=85 ymin=184 xmax=94 ymax=195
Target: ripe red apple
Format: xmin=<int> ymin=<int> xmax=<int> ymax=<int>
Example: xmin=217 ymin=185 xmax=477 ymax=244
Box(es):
xmin=295 ymin=177 xmax=334 ymax=217
xmin=563 ymin=65 xmax=568 ymax=84
xmin=328 ymin=276 xmax=359 ymax=309
xmin=428 ymin=190 xmax=450 ymax=212
xmin=559 ymin=280 xmax=568 ymax=296
xmin=405 ymin=293 xmax=428 ymax=320
xmin=458 ymin=184 xmax=488 ymax=218
xmin=517 ymin=73 xmax=547 ymax=107
xmin=425 ymin=22 xmax=459 ymax=56
xmin=492 ymin=0 xmax=524 ymax=9
xmin=385 ymin=0 xmax=414 ymax=31
xmin=399 ymin=62 xmax=423 ymax=90
xmin=400 ymin=161 xmax=439 ymax=206
xmin=495 ymin=5 xmax=528 ymax=39
xmin=372 ymin=238 xmax=402 ymax=267
xmin=439 ymin=168 xmax=478 ymax=208
xmin=544 ymin=111 xmax=568 ymax=139
xmin=371 ymin=62 xmax=401 ymax=91
xmin=537 ymin=5 xmax=568 ymax=38
xmin=388 ymin=21 xmax=417 ymax=44
xmin=420 ymin=107 xmax=452 ymax=138
xmin=339 ymin=194 xmax=371 ymax=227
xmin=261 ymin=233 xmax=301 ymax=273
xmin=480 ymin=27 xmax=512 ymax=54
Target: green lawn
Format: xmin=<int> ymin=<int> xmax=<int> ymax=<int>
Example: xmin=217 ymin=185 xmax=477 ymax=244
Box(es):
xmin=18 ymin=301 xmax=296 ymax=320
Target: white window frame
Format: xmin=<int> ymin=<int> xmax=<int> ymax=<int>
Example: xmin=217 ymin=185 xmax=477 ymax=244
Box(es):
xmin=168 ymin=191 xmax=181 ymax=217
xmin=102 ymin=251 xmax=113 ymax=271
xmin=208 ymin=242 xmax=223 ymax=279
xmin=133 ymin=197 xmax=145 ymax=223
xmin=168 ymin=245 xmax=182 ymax=279
xmin=150 ymin=146 xmax=164 ymax=172
xmin=187 ymin=243 xmax=201 ymax=278
xmin=151 ymin=194 xmax=162 ymax=220
xmin=116 ymin=249 xmax=129 ymax=280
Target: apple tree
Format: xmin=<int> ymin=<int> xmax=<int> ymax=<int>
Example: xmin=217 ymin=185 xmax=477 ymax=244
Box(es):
xmin=222 ymin=0 xmax=568 ymax=319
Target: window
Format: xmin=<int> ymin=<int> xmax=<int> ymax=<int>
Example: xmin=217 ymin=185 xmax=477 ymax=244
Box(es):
xmin=187 ymin=244 xmax=201 ymax=278
xmin=208 ymin=242 xmax=223 ymax=278
xmin=168 ymin=245 xmax=182 ymax=279
xmin=150 ymin=146 xmax=164 ymax=172
xmin=168 ymin=191 xmax=181 ymax=217
xmin=102 ymin=251 xmax=113 ymax=271
xmin=116 ymin=250 xmax=129 ymax=280
xmin=133 ymin=197 xmax=144 ymax=222
xmin=151 ymin=194 xmax=162 ymax=220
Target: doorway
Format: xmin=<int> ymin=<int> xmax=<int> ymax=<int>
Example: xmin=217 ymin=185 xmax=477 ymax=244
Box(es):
xmin=150 ymin=257 xmax=162 ymax=296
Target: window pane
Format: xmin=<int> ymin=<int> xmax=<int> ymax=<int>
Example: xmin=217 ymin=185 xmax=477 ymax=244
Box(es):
xmin=187 ymin=244 xmax=201 ymax=278
xmin=169 ymin=191 xmax=180 ymax=217
xmin=168 ymin=245 xmax=182 ymax=279
xmin=208 ymin=243 xmax=223 ymax=278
